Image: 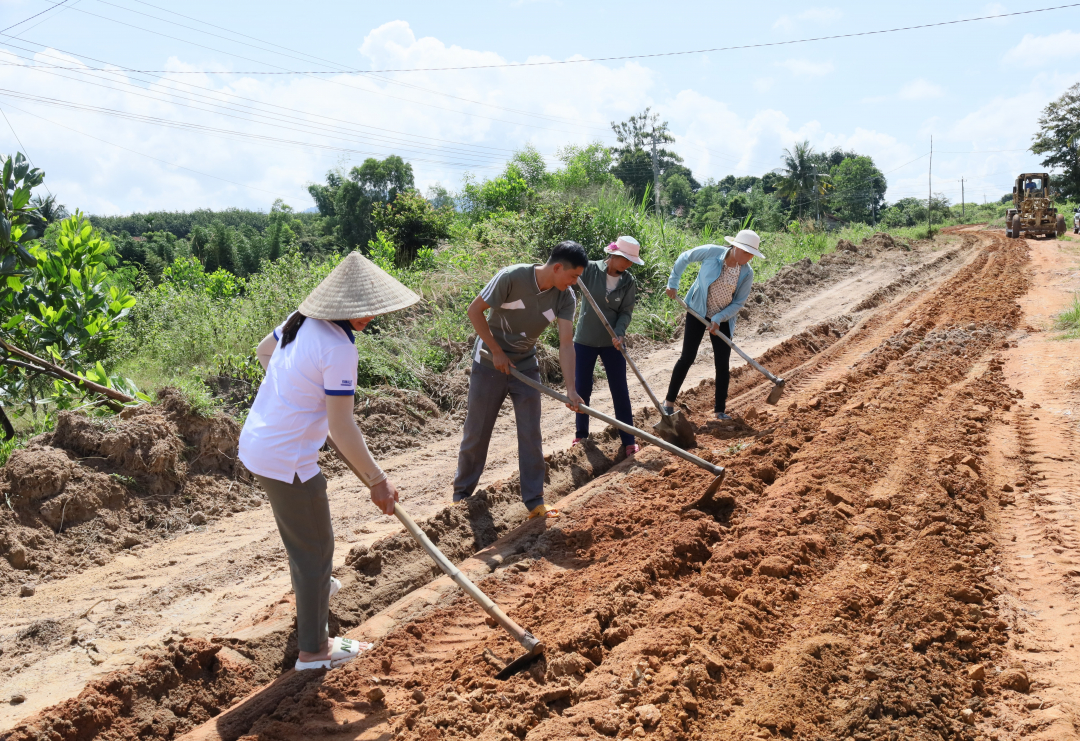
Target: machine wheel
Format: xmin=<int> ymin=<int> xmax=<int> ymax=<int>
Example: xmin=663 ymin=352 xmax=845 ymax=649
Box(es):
xmin=1011 ymin=215 xmax=1021 ymax=239
xmin=1057 ymin=215 xmax=1067 ymax=236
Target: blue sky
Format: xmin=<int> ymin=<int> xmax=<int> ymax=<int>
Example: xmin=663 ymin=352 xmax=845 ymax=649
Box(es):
xmin=0 ymin=0 xmax=1078 ymax=214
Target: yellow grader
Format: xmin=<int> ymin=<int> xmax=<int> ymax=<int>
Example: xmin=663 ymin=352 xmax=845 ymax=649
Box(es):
xmin=1007 ymin=173 xmax=1067 ymax=239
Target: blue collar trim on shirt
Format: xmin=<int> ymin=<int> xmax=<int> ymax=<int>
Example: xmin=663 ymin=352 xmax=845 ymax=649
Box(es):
xmin=332 ymin=320 xmax=356 ymax=342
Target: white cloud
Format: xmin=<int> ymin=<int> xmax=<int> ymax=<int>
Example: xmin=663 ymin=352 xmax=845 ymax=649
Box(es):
xmin=774 ymin=59 xmax=835 ymax=77
xmin=1003 ymin=30 xmax=1080 ymax=67
xmin=773 ymin=7 xmax=843 ymax=32
xmin=0 ymin=22 xmax=657 ymax=213
xmin=897 ymin=79 xmax=946 ymax=100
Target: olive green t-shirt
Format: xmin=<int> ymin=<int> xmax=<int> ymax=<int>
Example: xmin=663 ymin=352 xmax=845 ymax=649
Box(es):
xmin=473 ymin=263 xmax=577 ymax=373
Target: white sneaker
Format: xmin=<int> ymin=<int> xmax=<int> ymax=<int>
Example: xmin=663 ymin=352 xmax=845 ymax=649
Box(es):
xmin=294 ymin=636 xmax=373 ymax=671
xmin=330 ymin=576 xmax=342 ymax=598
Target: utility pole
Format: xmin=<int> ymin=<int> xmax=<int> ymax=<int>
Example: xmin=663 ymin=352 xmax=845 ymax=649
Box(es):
xmin=648 ymin=133 xmax=662 ymax=217
xmin=961 ymin=178 xmax=965 ymax=222
xmin=927 ymin=135 xmax=933 ymax=236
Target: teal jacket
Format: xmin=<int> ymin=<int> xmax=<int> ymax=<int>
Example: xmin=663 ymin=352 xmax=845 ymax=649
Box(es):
xmin=573 ymin=260 xmax=637 ymax=347
xmin=666 ymin=244 xmax=754 ymax=334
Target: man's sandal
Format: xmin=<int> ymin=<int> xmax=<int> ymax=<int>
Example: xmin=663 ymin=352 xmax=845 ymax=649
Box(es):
xmin=528 ymin=503 xmax=560 ymax=520
xmin=294 ymin=636 xmax=373 ymax=671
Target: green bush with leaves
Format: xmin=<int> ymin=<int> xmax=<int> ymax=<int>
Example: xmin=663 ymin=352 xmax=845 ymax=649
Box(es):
xmin=1 ymin=212 xmax=138 ymax=411
xmin=371 ymin=189 xmax=452 ymax=266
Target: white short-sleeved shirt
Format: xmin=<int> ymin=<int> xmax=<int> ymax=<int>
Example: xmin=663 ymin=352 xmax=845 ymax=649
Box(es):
xmin=239 ymin=316 xmax=358 ymax=484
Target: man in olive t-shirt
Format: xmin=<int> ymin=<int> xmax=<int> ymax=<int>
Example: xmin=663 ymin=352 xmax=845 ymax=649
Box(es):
xmin=453 ymin=241 xmax=587 ymax=518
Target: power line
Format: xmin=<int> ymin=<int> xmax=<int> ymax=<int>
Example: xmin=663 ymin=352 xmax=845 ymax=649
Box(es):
xmin=0 ymin=42 xmax=530 ymax=162
xmin=26 ymin=3 xmax=1080 ymax=74
xmin=1 ymin=3 xmax=609 ymax=137
xmin=0 ymin=98 xmax=291 ymax=198
xmin=1 ymin=0 xmax=71 ymax=34
xmin=0 ymin=102 xmax=54 ymax=195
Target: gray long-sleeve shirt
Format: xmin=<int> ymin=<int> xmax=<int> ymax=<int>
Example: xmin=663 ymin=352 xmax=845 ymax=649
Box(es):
xmin=573 ymin=260 xmax=637 ymax=348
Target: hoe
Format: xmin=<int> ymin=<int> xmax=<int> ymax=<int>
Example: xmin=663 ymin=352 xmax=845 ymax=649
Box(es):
xmin=479 ymin=349 xmax=726 ymax=495
xmin=328 ymin=440 xmax=544 ymax=680
xmin=577 ymin=283 xmax=696 ymax=448
xmin=674 ymin=296 xmax=786 ymax=406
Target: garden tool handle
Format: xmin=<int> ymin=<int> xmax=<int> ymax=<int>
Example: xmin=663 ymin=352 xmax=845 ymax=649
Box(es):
xmin=673 ymin=296 xmax=783 ymax=385
xmin=577 ymin=284 xmax=666 ymax=414
xmin=478 ymin=349 xmax=724 ymax=478
xmin=326 ymin=439 xmax=541 ymax=655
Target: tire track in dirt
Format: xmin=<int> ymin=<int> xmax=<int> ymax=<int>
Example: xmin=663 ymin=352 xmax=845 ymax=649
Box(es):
xmin=141 ymin=231 xmax=1047 ymax=741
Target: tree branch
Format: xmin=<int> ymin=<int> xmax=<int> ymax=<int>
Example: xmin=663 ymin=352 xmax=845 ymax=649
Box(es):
xmin=0 ymin=339 xmax=134 ymax=404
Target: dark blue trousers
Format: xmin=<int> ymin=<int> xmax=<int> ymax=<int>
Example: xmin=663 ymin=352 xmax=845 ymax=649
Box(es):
xmin=574 ymin=342 xmax=635 ymax=448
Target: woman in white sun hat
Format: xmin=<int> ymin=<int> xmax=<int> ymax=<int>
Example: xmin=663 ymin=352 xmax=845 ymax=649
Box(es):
xmin=663 ymin=229 xmax=763 ymax=421
xmin=239 ymin=251 xmax=419 ymax=671
xmin=572 ymin=236 xmax=644 ymax=456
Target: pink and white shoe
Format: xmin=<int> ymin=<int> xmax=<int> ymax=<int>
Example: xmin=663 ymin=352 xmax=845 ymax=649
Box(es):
xmin=572 ymin=437 xmax=585 ymax=446
xmin=625 ymin=444 xmax=641 ymax=456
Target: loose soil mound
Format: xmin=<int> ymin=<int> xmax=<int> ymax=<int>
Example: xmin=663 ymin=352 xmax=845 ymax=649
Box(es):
xmin=194 ymin=233 xmax=1036 ymax=741
xmin=4 ymin=638 xmax=261 ymax=741
xmin=0 ymin=390 xmax=261 ymax=596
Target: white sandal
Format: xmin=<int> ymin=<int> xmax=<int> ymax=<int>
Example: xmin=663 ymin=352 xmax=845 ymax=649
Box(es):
xmin=294 ymin=636 xmax=373 ymax=671
xmin=330 ymin=576 xmax=342 ymax=598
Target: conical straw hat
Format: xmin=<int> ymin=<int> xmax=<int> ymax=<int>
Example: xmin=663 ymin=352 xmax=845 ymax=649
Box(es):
xmin=299 ymin=251 xmax=420 ymax=320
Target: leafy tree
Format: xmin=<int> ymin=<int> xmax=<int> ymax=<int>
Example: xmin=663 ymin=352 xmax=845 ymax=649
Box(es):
xmin=1031 ymin=81 xmax=1080 ymax=200
xmin=426 ymin=184 xmax=454 ymax=210
xmin=308 ymin=155 xmax=416 ymax=251
xmin=881 ymin=195 xmax=951 ymax=228
xmin=611 ymin=108 xmax=685 ymax=209
xmin=2 ymin=213 xmax=138 ymax=411
xmin=829 ymin=156 xmax=887 ymax=224
xmin=0 ymin=153 xmax=46 ymax=285
xmin=371 ymin=189 xmax=453 ymax=265
xmin=31 ymin=193 xmax=68 ymax=224
xmin=508 ymin=145 xmax=548 ymax=189
xmin=663 ymin=172 xmax=694 ymax=216
xmin=460 ymin=165 xmax=531 ymax=218
xmin=776 ymin=141 xmax=832 ymax=220
xmin=550 ymin=142 xmax=618 ymax=192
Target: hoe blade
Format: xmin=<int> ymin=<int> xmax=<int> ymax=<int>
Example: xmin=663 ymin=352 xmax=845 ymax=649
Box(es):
xmin=652 ymin=409 xmax=697 ymax=449
xmin=765 ymin=380 xmax=786 ymax=406
xmin=494 ymin=642 xmax=545 ymax=680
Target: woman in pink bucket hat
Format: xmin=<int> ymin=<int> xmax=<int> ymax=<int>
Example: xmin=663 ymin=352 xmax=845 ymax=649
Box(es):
xmin=571 ymin=236 xmax=644 ymax=456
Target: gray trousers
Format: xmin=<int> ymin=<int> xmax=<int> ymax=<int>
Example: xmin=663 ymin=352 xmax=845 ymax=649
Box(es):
xmin=255 ymin=472 xmax=333 ymax=654
xmin=453 ymin=361 xmax=545 ymax=511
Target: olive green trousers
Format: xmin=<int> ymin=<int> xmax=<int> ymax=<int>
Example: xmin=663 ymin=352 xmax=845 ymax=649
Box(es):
xmin=255 ymin=472 xmax=333 ymax=653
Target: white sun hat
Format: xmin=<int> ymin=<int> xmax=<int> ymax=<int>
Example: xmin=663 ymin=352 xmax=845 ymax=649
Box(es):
xmin=605 ymin=235 xmax=645 ymax=265
xmin=298 ymin=251 xmax=420 ymax=320
xmin=724 ymin=229 xmax=765 ymax=259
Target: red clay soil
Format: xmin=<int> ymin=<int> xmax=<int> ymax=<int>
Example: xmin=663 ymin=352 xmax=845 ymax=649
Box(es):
xmin=156 ymin=231 xmax=1048 ymax=741
xmin=0 ymin=390 xmax=260 ymax=596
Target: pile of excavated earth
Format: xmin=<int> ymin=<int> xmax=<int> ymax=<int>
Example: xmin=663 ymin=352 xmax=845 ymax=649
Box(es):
xmin=3 ymin=227 xmax=1080 ymax=741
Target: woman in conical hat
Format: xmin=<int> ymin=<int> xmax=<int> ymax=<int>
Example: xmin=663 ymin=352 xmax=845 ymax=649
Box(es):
xmin=239 ymin=251 xmax=419 ymax=671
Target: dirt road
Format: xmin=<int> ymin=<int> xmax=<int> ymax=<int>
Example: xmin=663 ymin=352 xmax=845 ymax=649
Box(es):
xmin=0 ymin=231 xmax=999 ymax=738
xmin=148 ymin=230 xmax=1077 ymax=741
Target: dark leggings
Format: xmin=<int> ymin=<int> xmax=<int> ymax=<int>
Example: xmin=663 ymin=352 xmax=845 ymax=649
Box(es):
xmin=574 ymin=342 xmax=635 ymax=447
xmin=665 ymin=314 xmax=732 ymax=414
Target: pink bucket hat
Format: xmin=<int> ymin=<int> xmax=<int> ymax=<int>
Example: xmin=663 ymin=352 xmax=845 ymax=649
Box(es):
xmin=605 ymin=235 xmax=645 ymax=265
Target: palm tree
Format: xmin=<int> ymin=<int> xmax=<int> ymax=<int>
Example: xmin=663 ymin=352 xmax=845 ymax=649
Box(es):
xmin=30 ymin=194 xmax=68 ymax=224
xmin=776 ymin=141 xmax=831 ymax=222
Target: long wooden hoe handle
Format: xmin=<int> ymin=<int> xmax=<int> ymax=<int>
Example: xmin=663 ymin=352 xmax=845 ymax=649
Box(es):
xmin=577 ymin=283 xmax=667 ymax=415
xmin=478 ymin=349 xmax=724 ymax=478
xmin=673 ymin=296 xmax=784 ymax=386
xmin=325 ymin=438 xmax=541 ymax=656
